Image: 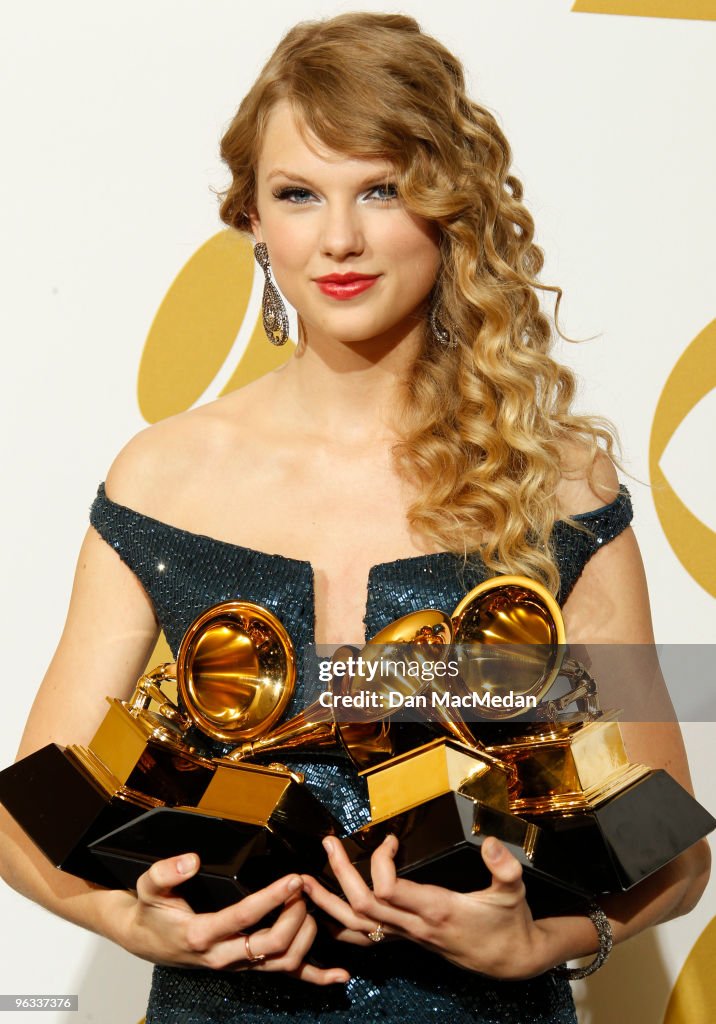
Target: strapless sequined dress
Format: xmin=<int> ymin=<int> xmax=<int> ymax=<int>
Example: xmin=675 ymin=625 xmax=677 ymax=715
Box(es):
xmin=90 ymin=483 xmax=633 ymax=1024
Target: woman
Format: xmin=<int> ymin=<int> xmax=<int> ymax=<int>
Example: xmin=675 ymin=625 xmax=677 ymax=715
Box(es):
xmin=0 ymin=12 xmax=709 ymax=1024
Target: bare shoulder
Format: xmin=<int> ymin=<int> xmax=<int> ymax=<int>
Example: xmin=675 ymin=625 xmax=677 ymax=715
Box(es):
xmin=104 ymin=378 xmax=273 ymax=517
xmin=555 ymin=439 xmax=620 ymax=517
xmin=557 ymin=442 xmax=652 ymax=643
xmin=552 ymin=438 xmax=654 ymax=642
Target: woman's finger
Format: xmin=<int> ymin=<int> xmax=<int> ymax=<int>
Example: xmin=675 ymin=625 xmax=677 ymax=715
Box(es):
xmin=135 ymin=853 xmax=200 ymax=904
xmin=322 ymin=837 xmax=415 ymax=933
xmin=258 ymin=911 xmax=316 ymax=971
xmin=301 ymin=875 xmax=376 ymax=933
xmin=192 ymin=874 xmax=305 ymax=944
xmin=293 ymin=961 xmax=352 ymax=986
xmin=249 ymin=893 xmax=307 ymax=959
xmin=263 ymin=915 xmax=352 ymax=984
xmin=368 ymin=836 xmax=442 ymax=916
xmin=323 ymin=919 xmax=375 ymax=946
xmin=480 ymin=837 xmax=526 ymax=900
xmin=173 ymin=892 xmax=306 ymax=970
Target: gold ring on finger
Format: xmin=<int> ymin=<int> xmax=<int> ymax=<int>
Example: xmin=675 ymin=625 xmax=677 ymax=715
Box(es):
xmin=367 ymin=922 xmax=385 ymax=943
xmin=244 ymin=934 xmax=266 ymax=964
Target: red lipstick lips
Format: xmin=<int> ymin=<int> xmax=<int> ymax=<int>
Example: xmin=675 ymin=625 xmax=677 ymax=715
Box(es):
xmin=314 ymin=272 xmax=380 ymax=300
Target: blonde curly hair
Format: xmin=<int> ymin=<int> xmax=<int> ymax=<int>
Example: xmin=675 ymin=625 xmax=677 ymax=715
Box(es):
xmin=218 ymin=12 xmax=618 ymax=594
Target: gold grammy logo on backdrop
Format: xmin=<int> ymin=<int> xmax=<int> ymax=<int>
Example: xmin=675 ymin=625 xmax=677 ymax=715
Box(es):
xmin=137 ymin=230 xmax=293 ymax=424
xmin=649 ymin=319 xmax=716 ymax=599
xmin=663 ymin=915 xmax=716 ymax=1023
xmin=572 ymin=1 xmax=716 ymax=20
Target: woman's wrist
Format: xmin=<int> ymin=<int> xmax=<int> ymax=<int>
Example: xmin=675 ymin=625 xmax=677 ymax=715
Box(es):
xmin=532 ymin=910 xmax=603 ymax=974
xmin=91 ymin=887 xmax=135 ymax=947
xmin=0 ymin=821 xmax=140 ymax=950
xmin=551 ymin=904 xmax=613 ymax=980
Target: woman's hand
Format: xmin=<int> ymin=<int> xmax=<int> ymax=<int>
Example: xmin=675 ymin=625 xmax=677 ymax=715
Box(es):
xmin=109 ymin=852 xmax=350 ymax=985
xmin=302 ymin=834 xmax=563 ymax=980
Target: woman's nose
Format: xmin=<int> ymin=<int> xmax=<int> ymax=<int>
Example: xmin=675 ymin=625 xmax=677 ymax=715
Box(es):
xmin=319 ymin=202 xmax=365 ymax=260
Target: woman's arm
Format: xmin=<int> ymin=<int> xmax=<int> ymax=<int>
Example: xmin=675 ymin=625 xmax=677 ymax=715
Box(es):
xmin=545 ymin=520 xmax=711 ymax=960
xmin=0 ymin=520 xmax=348 ymax=984
xmin=0 ymin=525 xmax=160 ymax=935
xmin=551 ymin=458 xmax=710 ymax=937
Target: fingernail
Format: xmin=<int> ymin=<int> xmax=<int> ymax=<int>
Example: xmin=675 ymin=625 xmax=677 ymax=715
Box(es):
xmin=301 ymin=876 xmax=313 ymax=894
xmin=177 ymin=854 xmax=197 ymax=875
xmin=331 ymin=972 xmax=349 ymax=984
xmin=287 ymin=876 xmax=303 ymax=893
xmin=323 ymin=836 xmax=335 ymax=855
xmin=484 ymin=837 xmax=504 ymax=861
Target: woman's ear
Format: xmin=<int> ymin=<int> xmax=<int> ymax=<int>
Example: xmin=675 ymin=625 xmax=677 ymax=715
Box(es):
xmin=247 ymin=205 xmax=263 ymax=243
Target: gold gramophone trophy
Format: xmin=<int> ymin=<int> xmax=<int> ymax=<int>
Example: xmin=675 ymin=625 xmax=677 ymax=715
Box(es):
xmin=450 ymin=576 xmax=716 ymax=894
xmin=0 ymin=602 xmax=345 ymax=910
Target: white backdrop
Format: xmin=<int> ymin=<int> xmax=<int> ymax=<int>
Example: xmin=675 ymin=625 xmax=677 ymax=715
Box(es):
xmin=1 ymin=2 xmax=714 ymax=1022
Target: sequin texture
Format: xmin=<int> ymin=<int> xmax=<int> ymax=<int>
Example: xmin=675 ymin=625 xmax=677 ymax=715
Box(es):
xmin=89 ymin=483 xmax=633 ymax=1024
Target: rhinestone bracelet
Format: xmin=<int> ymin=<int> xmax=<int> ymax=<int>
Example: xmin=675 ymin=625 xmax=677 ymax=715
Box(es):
xmin=552 ymin=903 xmax=613 ymax=981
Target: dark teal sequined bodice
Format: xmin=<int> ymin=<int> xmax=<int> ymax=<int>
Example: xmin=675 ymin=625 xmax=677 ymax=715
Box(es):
xmin=90 ymin=483 xmax=633 ymax=1024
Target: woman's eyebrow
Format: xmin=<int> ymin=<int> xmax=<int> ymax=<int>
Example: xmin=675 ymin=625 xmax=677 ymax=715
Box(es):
xmin=266 ymin=169 xmax=314 ymax=185
xmin=265 ymin=167 xmax=395 ymax=187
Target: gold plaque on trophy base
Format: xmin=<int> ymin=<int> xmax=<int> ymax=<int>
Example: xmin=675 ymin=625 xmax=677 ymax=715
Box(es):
xmin=359 ymin=737 xmax=512 ymax=821
xmin=485 ymin=716 xmax=649 ymax=815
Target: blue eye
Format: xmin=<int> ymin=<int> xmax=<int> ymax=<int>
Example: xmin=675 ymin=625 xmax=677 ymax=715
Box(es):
xmin=273 ymin=187 xmax=315 ymax=204
xmin=368 ymin=183 xmax=399 ymax=203
xmin=271 ymin=182 xmax=398 ymax=205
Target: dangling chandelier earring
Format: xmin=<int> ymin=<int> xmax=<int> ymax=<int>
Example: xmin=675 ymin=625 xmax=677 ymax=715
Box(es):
xmin=429 ymin=298 xmax=456 ymax=349
xmin=254 ymin=242 xmax=289 ymax=346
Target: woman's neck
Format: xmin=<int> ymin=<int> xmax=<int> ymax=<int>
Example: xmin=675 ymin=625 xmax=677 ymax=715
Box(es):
xmin=273 ymin=319 xmax=424 ymax=446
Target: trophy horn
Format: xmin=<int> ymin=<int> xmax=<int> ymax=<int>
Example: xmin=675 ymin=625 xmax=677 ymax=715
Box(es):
xmin=173 ymin=601 xmax=297 ymax=744
xmin=450 ymin=575 xmax=567 ymax=721
xmin=388 ymin=577 xmax=569 ymax=743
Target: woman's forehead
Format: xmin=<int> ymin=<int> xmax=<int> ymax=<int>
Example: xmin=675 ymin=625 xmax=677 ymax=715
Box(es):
xmin=257 ymin=100 xmax=395 ymax=181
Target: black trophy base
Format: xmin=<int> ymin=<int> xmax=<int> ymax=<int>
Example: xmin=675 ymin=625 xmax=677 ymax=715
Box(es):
xmin=0 ymin=743 xmax=150 ymax=888
xmin=89 ymin=805 xmax=334 ymax=913
xmin=337 ymin=792 xmax=591 ymax=917
xmin=535 ymin=769 xmax=716 ymax=894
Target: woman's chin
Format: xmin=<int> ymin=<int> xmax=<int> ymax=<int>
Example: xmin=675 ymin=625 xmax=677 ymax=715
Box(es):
xmin=304 ymin=316 xmax=423 ymax=352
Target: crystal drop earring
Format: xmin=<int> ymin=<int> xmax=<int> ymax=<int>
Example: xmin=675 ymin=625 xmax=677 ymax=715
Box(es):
xmin=254 ymin=242 xmax=289 ymax=346
xmin=429 ymin=299 xmax=456 ymax=349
